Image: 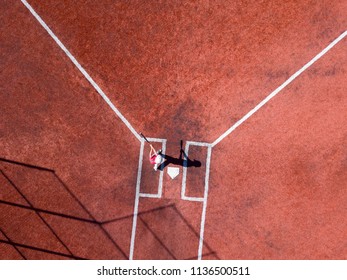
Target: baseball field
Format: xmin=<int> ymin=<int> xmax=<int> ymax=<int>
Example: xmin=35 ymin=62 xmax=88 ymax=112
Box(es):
xmin=0 ymin=0 xmax=346 ymax=259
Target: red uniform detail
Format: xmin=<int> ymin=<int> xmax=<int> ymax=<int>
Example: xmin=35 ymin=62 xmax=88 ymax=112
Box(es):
xmin=150 ymin=154 xmax=157 ymax=164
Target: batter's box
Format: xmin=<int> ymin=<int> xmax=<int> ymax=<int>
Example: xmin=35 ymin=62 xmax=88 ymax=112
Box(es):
xmin=138 ymin=138 xmax=167 ymax=198
xmin=181 ymin=141 xmax=212 ymax=202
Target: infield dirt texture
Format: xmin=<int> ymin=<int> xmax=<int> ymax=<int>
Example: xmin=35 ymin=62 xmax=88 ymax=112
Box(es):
xmin=0 ymin=0 xmax=346 ymax=259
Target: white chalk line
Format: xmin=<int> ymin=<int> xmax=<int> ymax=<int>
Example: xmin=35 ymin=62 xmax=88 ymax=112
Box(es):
xmin=140 ymin=138 xmax=166 ymax=198
xmin=182 ymin=196 xmax=205 ymax=202
xmin=198 ymin=145 xmax=212 ymax=260
xmin=181 ymin=142 xmax=190 ymax=200
xmin=180 ymin=142 xmax=213 ymax=259
xmin=147 ymin=138 xmax=167 ymax=143
xmin=135 ymin=139 xmax=211 ymax=259
xmin=139 ymin=193 xmax=161 ymax=198
xmin=129 ymin=140 xmax=144 ymax=260
xmin=186 ymin=141 xmax=211 ymax=147
xmin=22 ymin=0 xmax=346 ymax=149
xmin=158 ymin=140 xmax=167 ymax=197
xmin=23 ymin=0 xmax=345 ymax=261
xmin=130 ymin=138 xmax=166 ymax=259
xmin=212 ymin=30 xmax=347 ymax=147
xmin=182 ymin=141 xmax=212 ymax=202
xmin=20 ymin=0 xmax=141 ymax=142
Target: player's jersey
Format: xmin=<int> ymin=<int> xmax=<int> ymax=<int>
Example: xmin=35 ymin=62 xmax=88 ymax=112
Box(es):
xmin=150 ymin=155 xmax=157 ymax=164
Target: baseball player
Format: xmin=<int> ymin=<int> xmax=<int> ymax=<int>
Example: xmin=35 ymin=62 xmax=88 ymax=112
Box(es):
xmin=149 ymin=145 xmax=164 ymax=171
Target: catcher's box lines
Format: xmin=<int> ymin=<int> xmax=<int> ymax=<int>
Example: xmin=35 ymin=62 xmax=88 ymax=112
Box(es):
xmin=20 ymin=0 xmax=346 ymax=260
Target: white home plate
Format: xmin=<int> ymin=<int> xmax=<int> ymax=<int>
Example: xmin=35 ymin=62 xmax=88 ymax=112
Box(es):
xmin=167 ymin=167 xmax=180 ymax=179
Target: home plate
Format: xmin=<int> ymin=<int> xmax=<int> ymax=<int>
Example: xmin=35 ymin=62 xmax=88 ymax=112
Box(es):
xmin=167 ymin=167 xmax=180 ymax=179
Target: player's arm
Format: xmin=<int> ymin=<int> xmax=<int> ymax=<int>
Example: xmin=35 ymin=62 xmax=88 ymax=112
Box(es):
xmin=149 ymin=145 xmax=156 ymax=157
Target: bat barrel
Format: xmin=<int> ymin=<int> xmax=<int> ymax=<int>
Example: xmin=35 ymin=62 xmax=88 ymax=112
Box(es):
xmin=140 ymin=132 xmax=151 ymax=144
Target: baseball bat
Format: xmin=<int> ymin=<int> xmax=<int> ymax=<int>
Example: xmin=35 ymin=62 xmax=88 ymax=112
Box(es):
xmin=139 ymin=132 xmax=151 ymax=144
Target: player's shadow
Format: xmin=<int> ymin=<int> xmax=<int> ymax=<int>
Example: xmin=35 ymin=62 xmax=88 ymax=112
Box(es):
xmin=158 ymin=141 xmax=201 ymax=171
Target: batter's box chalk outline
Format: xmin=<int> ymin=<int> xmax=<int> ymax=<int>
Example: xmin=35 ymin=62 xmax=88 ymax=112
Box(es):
xmin=129 ymin=137 xmax=165 ymax=260
xmin=181 ymin=141 xmax=213 ymax=260
xmin=130 ymin=139 xmax=212 ymax=260
xmin=181 ymin=141 xmax=212 ymax=202
xmin=138 ymin=138 xmax=167 ymax=199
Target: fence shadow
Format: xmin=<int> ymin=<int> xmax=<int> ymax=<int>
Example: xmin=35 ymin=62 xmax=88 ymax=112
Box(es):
xmin=0 ymin=157 xmax=128 ymax=260
xmin=0 ymin=157 xmax=218 ymax=260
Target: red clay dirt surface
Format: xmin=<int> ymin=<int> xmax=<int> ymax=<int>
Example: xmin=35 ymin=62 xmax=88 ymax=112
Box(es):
xmin=1 ymin=0 xmax=346 ymax=259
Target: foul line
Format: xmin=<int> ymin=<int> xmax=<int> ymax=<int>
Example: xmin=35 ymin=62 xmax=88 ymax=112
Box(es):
xmin=212 ymin=30 xmax=347 ymax=147
xmin=21 ymin=0 xmax=141 ymax=142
